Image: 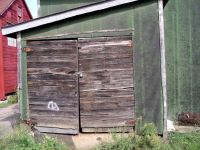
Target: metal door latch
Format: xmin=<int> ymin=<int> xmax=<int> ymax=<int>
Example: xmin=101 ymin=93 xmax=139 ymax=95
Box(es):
xmin=76 ymin=72 xmax=83 ymax=78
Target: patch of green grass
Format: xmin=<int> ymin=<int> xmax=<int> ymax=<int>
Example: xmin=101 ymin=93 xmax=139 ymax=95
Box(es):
xmin=169 ymin=132 xmax=200 ymax=150
xmin=7 ymin=93 xmax=18 ymax=104
xmin=94 ymin=124 xmax=168 ymax=150
xmin=39 ymin=135 xmax=69 ymax=150
xmin=0 ymin=124 xmax=69 ymax=150
xmin=0 ymin=102 xmax=10 ymax=108
xmin=0 ymin=93 xmax=18 ymax=108
xmin=94 ymin=123 xmax=200 ymax=150
xmin=94 ymin=134 xmax=135 ymax=150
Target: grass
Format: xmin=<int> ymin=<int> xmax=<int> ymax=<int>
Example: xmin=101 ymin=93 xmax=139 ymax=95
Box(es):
xmin=94 ymin=123 xmax=200 ymax=150
xmin=0 ymin=124 xmax=69 ymax=150
xmin=0 ymin=93 xmax=18 ymax=108
xmin=1 ymin=122 xmax=200 ymax=150
xmin=169 ymin=132 xmax=200 ymax=150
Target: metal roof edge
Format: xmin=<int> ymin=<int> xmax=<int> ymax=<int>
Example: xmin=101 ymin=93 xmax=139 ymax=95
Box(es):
xmin=2 ymin=0 xmax=139 ymax=35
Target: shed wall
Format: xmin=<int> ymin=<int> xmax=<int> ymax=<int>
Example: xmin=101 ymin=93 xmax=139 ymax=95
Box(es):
xmin=21 ymin=1 xmax=163 ymax=133
xmin=40 ymin=0 xmax=104 ymax=17
xmin=134 ymin=2 xmax=162 ymax=132
xmin=164 ymin=0 xmax=200 ymax=120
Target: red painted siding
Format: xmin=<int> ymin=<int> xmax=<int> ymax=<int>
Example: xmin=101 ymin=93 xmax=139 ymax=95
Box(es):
xmin=0 ymin=0 xmax=31 ymax=100
xmin=0 ymin=19 xmax=5 ymax=100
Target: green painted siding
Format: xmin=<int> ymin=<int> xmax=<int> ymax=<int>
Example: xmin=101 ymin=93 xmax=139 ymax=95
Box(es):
xmin=24 ymin=5 xmax=134 ymax=38
xmin=134 ymin=3 xmax=162 ymax=133
xmin=21 ymin=1 xmax=163 ymax=133
xmin=164 ymin=0 xmax=200 ymax=120
xmin=20 ymin=44 xmax=28 ymax=120
xmin=40 ymin=0 xmax=103 ymax=16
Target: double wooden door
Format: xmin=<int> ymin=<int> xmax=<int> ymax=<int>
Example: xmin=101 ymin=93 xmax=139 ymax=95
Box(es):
xmin=27 ymin=37 xmax=135 ymax=134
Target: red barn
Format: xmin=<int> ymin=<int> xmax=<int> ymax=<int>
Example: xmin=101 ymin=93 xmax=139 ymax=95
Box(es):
xmin=0 ymin=0 xmax=32 ymax=100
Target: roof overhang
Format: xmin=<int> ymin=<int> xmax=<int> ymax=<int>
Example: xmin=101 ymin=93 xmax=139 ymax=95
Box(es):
xmin=2 ymin=0 xmax=140 ymax=36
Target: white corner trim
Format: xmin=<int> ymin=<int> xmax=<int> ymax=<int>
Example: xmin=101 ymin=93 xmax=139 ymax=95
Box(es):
xmin=2 ymin=0 xmax=139 ymax=35
xmin=167 ymin=120 xmax=175 ymax=132
xmin=37 ymin=0 xmax=40 ymax=18
xmin=158 ymin=0 xmax=168 ymax=139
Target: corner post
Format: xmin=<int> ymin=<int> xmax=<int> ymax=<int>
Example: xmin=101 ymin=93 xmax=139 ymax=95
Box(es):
xmin=17 ymin=32 xmax=22 ymax=115
xmin=158 ymin=0 xmax=168 ymax=139
xmin=37 ymin=0 xmax=41 ymax=18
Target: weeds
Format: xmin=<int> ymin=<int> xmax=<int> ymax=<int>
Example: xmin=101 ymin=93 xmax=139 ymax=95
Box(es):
xmin=0 ymin=93 xmax=18 ymax=108
xmin=0 ymin=102 xmax=10 ymax=108
xmin=7 ymin=93 xmax=18 ymax=104
xmin=95 ymin=134 xmax=135 ymax=150
xmin=94 ymin=123 xmax=200 ymax=150
xmin=39 ymin=136 xmax=69 ymax=150
xmin=0 ymin=124 xmax=69 ymax=150
xmin=169 ymin=132 xmax=200 ymax=150
xmin=1 ymin=122 xmax=200 ymax=150
xmin=136 ymin=123 xmax=170 ymax=150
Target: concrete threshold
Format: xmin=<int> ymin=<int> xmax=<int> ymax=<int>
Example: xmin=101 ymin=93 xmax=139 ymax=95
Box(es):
xmin=72 ymin=133 xmax=112 ymax=150
xmin=174 ymin=125 xmax=200 ymax=133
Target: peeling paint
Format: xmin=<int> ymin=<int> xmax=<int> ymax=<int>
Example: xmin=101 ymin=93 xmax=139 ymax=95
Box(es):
xmin=167 ymin=120 xmax=175 ymax=131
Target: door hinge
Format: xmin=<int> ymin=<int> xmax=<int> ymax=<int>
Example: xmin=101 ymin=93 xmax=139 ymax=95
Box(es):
xmin=22 ymin=47 xmax=32 ymax=52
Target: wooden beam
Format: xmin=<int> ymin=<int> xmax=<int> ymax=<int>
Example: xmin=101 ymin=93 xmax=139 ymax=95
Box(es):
xmin=35 ymin=126 xmax=79 ymax=135
xmin=158 ymin=0 xmax=168 ymax=140
xmin=25 ymin=28 xmax=134 ymax=40
xmin=17 ymin=32 xmax=22 ymax=113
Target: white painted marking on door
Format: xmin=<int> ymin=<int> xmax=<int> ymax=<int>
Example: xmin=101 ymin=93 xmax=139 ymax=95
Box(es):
xmin=47 ymin=101 xmax=60 ymax=111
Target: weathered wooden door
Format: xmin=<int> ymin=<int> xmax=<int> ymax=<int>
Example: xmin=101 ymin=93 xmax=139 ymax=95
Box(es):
xmin=78 ymin=37 xmax=135 ymax=132
xmin=27 ymin=40 xmax=79 ymax=134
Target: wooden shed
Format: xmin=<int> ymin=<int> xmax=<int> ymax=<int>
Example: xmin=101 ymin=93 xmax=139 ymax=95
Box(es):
xmin=2 ymin=0 xmax=200 ymax=135
xmin=0 ymin=0 xmax=32 ymax=100
xmin=2 ymin=0 xmax=168 ymax=134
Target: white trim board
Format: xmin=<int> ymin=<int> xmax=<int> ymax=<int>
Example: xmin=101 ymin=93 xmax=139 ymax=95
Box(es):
xmin=2 ymin=0 xmax=139 ymax=35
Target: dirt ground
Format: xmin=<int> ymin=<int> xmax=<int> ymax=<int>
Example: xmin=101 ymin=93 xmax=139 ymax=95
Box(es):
xmin=0 ymin=104 xmax=20 ymax=138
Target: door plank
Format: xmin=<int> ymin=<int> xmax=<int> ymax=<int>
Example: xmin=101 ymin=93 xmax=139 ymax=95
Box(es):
xmin=79 ymin=37 xmax=135 ymax=131
xmin=27 ymin=40 xmax=79 ymax=134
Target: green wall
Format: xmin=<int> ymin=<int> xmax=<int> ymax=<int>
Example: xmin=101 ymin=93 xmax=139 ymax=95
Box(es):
xmin=20 ymin=0 xmax=200 ymax=133
xmin=164 ymin=0 xmax=200 ymax=120
xmin=40 ymin=0 xmax=103 ymax=16
xmin=134 ymin=2 xmax=162 ymax=133
xmin=25 ymin=3 xmax=134 ymax=38
xmin=21 ymin=1 xmax=163 ymax=133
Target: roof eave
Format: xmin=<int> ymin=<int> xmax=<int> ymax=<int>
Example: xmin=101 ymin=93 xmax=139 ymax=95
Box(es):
xmin=2 ymin=0 xmax=139 ymax=36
